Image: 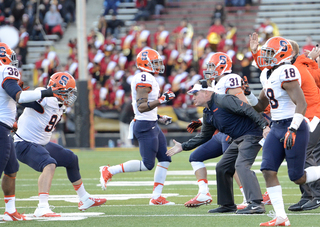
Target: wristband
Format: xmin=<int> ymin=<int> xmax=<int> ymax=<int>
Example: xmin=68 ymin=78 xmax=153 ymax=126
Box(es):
xmin=246 ymin=92 xmax=258 ymax=106
xmin=147 ymin=101 xmax=152 ymax=110
xmin=289 ymin=113 xmax=304 ymax=130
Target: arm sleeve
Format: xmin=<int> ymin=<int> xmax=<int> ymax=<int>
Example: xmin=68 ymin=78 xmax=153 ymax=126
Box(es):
xmin=181 ymin=114 xmax=216 ymax=151
xmin=2 ymin=79 xmax=22 ymax=101
xmin=19 ymin=101 xmax=44 ymax=113
xmin=216 ymin=94 xmax=268 ymax=129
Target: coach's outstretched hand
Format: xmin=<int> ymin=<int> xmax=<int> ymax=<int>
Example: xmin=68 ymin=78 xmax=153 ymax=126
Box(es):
xmin=166 ymin=140 xmax=183 ymax=157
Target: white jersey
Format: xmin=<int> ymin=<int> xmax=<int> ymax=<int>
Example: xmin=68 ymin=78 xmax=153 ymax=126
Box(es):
xmin=213 ymin=73 xmax=242 ymax=94
xmin=131 ymin=72 xmax=159 ymax=121
xmin=14 ymin=88 xmax=64 ymax=145
xmin=0 ymin=65 xmax=21 ymax=127
xmin=260 ymin=64 xmax=301 ymax=120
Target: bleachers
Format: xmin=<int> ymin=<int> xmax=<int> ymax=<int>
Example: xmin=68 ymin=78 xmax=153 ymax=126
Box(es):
xmin=255 ymin=1 xmax=320 ymax=48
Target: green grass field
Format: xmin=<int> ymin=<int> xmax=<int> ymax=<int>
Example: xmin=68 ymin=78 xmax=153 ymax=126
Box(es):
xmin=1 ymin=148 xmax=319 ymax=226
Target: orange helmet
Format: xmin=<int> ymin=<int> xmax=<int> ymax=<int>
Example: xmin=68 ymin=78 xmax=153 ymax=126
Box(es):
xmin=203 ymin=52 xmax=232 ymax=79
xmin=48 ymin=72 xmax=77 ymax=106
xmin=136 ymin=49 xmax=164 ymax=74
xmin=257 ymin=36 xmax=293 ymax=69
xmin=0 ymin=42 xmax=18 ymax=67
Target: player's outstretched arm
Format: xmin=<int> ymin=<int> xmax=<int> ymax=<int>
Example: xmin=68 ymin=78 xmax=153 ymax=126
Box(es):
xmin=2 ymin=79 xmax=58 ymax=103
xmin=166 ymin=139 xmax=183 ymax=157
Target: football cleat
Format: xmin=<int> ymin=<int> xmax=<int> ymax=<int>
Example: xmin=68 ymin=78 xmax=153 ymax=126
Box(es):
xmin=149 ymin=196 xmax=175 ymax=205
xmin=260 ymin=216 xmax=290 ymax=226
xmin=262 ymin=191 xmax=272 ymax=205
xmin=78 ymin=197 xmax=107 ymax=211
xmin=184 ymin=192 xmax=212 ymax=208
xmin=34 ymin=204 xmax=61 ymax=217
xmin=99 ymin=165 xmax=113 ymax=190
xmin=237 ymin=201 xmax=249 ymax=210
xmin=3 ymin=210 xmax=28 ymax=221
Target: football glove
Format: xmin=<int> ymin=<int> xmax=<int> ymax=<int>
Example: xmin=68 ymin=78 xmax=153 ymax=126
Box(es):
xmin=18 ymin=80 xmax=30 ymax=91
xmin=284 ymin=127 xmax=297 ymax=150
xmin=242 ymin=76 xmax=251 ymax=95
xmin=158 ymin=90 xmax=175 ymax=104
xmin=187 ymin=119 xmax=202 ymax=133
xmin=158 ymin=115 xmax=172 ymax=125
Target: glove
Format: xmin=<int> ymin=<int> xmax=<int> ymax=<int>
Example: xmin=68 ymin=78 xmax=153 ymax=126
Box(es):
xmin=12 ymin=122 xmax=18 ymax=133
xmin=158 ymin=90 xmax=175 ymax=104
xmin=50 ymin=84 xmax=68 ymax=99
xmin=18 ymin=80 xmax=30 ymax=91
xmin=283 ymin=127 xmax=297 ymax=150
xmin=158 ymin=115 xmax=172 ymax=125
xmin=187 ymin=119 xmax=202 ymax=133
xmin=242 ymin=76 xmax=251 ymax=95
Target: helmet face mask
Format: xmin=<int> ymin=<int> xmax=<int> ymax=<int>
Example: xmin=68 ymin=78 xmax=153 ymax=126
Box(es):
xmin=48 ymin=72 xmax=77 ymax=107
xmin=136 ymin=49 xmax=165 ymax=74
xmin=0 ymin=42 xmax=19 ymax=68
xmin=257 ymin=37 xmax=292 ymax=69
xmin=203 ymin=52 xmax=232 ymax=80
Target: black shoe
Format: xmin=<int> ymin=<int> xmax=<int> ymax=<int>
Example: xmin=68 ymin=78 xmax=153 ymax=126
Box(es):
xmin=236 ymin=202 xmax=265 ymax=214
xmin=288 ymin=199 xmax=310 ymax=211
xmin=208 ymin=205 xmax=237 ymax=213
xmin=301 ymin=198 xmax=320 ymax=211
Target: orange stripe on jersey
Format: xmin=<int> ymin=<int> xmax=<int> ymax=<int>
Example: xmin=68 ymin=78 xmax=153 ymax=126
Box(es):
xmin=1 ymin=77 xmax=19 ymax=88
xmin=281 ymin=79 xmax=299 ymax=89
xmin=234 ymin=91 xmax=242 ymax=96
xmin=225 ymin=135 xmax=230 ymax=142
xmin=136 ymin=83 xmax=152 ymax=93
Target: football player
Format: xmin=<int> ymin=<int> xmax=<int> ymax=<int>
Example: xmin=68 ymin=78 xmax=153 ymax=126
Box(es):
xmin=246 ymin=36 xmax=320 ymax=226
xmin=100 ymin=49 xmax=176 ymax=205
xmin=0 ymin=42 xmax=60 ymax=221
xmin=250 ymin=33 xmax=320 ymax=211
xmin=14 ymin=72 xmax=106 ymax=217
xmin=183 ymin=52 xmax=259 ymax=211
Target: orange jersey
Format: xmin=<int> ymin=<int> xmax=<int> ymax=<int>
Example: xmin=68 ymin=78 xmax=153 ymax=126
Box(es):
xmin=253 ymin=51 xmax=320 ymax=120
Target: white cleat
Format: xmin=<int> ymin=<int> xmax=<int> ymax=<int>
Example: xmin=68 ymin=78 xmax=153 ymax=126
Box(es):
xmin=78 ymin=197 xmax=107 ymax=211
xmin=34 ymin=204 xmax=61 ymax=217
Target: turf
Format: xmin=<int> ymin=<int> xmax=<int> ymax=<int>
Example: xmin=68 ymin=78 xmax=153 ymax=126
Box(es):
xmin=1 ymin=148 xmax=319 ymax=226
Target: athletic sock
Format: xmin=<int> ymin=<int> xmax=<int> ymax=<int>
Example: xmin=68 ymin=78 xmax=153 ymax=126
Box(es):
xmin=4 ymin=195 xmax=16 ymax=213
xmin=267 ymin=185 xmax=287 ymax=218
xmin=152 ymin=162 xmax=170 ymax=199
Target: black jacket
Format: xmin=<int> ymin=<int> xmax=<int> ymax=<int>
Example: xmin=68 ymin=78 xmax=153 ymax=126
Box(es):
xmin=182 ymin=93 xmax=268 ymax=151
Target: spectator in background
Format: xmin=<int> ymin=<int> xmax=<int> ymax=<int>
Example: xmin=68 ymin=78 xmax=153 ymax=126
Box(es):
xmin=256 ymin=17 xmax=279 ymax=44
xmin=303 ymin=36 xmax=315 ymax=53
xmin=118 ymin=92 xmax=134 ymax=147
xmin=58 ymin=0 xmax=75 ymax=24
xmin=133 ymin=0 xmax=156 ymax=21
xmin=43 ymin=4 xmax=64 ymax=38
xmin=211 ymin=3 xmax=226 ymax=25
xmin=103 ymin=0 xmax=120 ymax=16
xmin=154 ymin=23 xmax=169 ymax=50
xmin=135 ymin=0 xmax=147 ymax=10
xmin=107 ymin=13 xmax=124 ymax=39
xmin=18 ymin=25 xmax=29 ymax=65
xmin=155 ymin=0 xmax=165 ymax=17
xmin=97 ymin=15 xmax=107 ymax=38
xmin=11 ymin=0 xmax=25 ymax=29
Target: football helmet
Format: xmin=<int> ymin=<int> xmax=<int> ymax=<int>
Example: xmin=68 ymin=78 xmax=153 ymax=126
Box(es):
xmin=48 ymin=72 xmax=77 ymax=106
xmin=203 ymin=52 xmax=232 ymax=79
xmin=136 ymin=49 xmax=164 ymax=74
xmin=257 ymin=36 xmax=293 ymax=69
xmin=0 ymin=42 xmax=18 ymax=67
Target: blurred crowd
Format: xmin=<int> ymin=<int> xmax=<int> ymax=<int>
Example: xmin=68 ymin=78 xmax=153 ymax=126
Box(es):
xmin=4 ymin=0 xmax=318 ymax=116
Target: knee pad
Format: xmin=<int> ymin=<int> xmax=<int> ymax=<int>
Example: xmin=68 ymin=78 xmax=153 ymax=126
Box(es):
xmin=66 ymin=154 xmax=81 ymax=183
xmin=142 ymin=160 xmax=155 ymax=171
xmin=191 ymin=162 xmax=205 ymax=173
